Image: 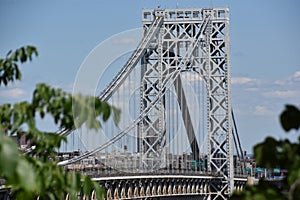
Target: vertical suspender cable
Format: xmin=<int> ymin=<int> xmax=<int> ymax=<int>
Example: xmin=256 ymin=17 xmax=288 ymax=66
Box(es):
xmin=167 ymin=86 xmax=170 ymax=174
xmin=231 ymin=109 xmax=245 ymax=174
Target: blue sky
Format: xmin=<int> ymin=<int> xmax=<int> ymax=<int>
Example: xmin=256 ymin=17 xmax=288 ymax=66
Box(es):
xmin=0 ymin=0 xmax=299 ymax=153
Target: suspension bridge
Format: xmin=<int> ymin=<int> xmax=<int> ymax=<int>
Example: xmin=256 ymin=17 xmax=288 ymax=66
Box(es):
xmin=57 ymin=7 xmax=247 ymax=200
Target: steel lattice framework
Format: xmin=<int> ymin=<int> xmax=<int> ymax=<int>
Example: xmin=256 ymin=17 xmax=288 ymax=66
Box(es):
xmin=140 ymin=8 xmax=233 ymax=198
xmin=55 ymin=7 xmax=239 ymax=199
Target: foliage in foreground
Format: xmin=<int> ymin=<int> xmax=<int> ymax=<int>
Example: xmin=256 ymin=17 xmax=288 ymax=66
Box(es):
xmin=0 ymin=46 xmax=119 ymax=199
xmin=231 ymin=105 xmax=300 ymax=200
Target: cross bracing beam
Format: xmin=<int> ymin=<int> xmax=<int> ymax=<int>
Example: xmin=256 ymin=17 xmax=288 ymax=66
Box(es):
xmin=142 ymin=8 xmax=233 ymax=199
xmin=140 ymin=10 xmax=211 ymax=170
xmin=203 ymin=9 xmax=233 ymax=199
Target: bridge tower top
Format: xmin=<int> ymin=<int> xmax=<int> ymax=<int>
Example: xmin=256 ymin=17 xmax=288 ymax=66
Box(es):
xmin=143 ymin=7 xmax=229 ymax=22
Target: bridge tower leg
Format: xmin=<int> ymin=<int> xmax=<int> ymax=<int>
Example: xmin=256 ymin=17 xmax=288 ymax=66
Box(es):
xmin=203 ymin=9 xmax=234 ymax=199
xmin=140 ymin=8 xmax=233 ymax=198
xmin=139 ymin=9 xmax=167 ymax=171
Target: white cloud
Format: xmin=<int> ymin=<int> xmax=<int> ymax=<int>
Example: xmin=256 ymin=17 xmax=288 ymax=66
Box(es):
xmin=231 ymin=77 xmax=259 ymax=85
xmin=291 ymin=71 xmax=300 ymax=81
xmin=274 ymin=70 xmax=300 ymax=85
xmin=264 ymin=90 xmax=300 ymax=98
xmin=254 ymin=105 xmax=274 ymax=116
xmin=0 ymin=88 xmax=25 ymax=99
xmin=274 ymin=80 xmax=286 ymax=85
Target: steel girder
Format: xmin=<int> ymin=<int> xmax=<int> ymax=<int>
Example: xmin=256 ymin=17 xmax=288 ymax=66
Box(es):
xmin=202 ymin=9 xmax=233 ymax=199
xmin=140 ymin=8 xmax=233 ymax=198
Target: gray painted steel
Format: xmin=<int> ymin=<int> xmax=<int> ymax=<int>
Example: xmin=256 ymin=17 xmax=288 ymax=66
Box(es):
xmin=140 ymin=8 xmax=233 ymax=199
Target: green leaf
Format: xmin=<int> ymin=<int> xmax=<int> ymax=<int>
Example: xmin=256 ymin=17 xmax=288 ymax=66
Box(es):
xmin=16 ymin=159 xmax=37 ymax=191
xmin=1 ymin=47 xmax=111 ymax=199
xmin=12 ymin=50 xmax=19 ymax=61
xmin=254 ymin=137 xmax=278 ymax=168
xmin=0 ymin=46 xmax=38 ymax=86
xmin=0 ymin=134 xmax=19 ymax=178
xmin=280 ymin=105 xmax=300 ymax=132
xmin=29 ymin=46 xmax=38 ymax=57
xmin=20 ymin=47 xmax=27 ymax=63
xmin=83 ymin=176 xmax=93 ymax=196
xmin=15 ymin=66 xmax=22 ymax=80
xmin=93 ymin=182 xmax=106 ymax=200
xmin=112 ymin=106 xmax=121 ymax=125
xmin=6 ymin=50 xmax=12 ymax=57
xmin=102 ymin=102 xmax=111 ymax=121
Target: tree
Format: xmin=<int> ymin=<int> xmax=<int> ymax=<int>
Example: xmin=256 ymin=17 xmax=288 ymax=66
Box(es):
xmin=0 ymin=46 xmax=119 ymax=199
xmin=231 ymin=105 xmax=300 ymax=200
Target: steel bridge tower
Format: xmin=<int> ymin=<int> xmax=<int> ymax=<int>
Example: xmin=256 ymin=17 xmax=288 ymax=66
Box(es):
xmin=139 ymin=8 xmax=233 ymax=198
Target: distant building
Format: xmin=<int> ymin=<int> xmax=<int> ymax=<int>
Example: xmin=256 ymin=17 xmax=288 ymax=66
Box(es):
xmin=10 ymin=133 xmax=31 ymax=151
